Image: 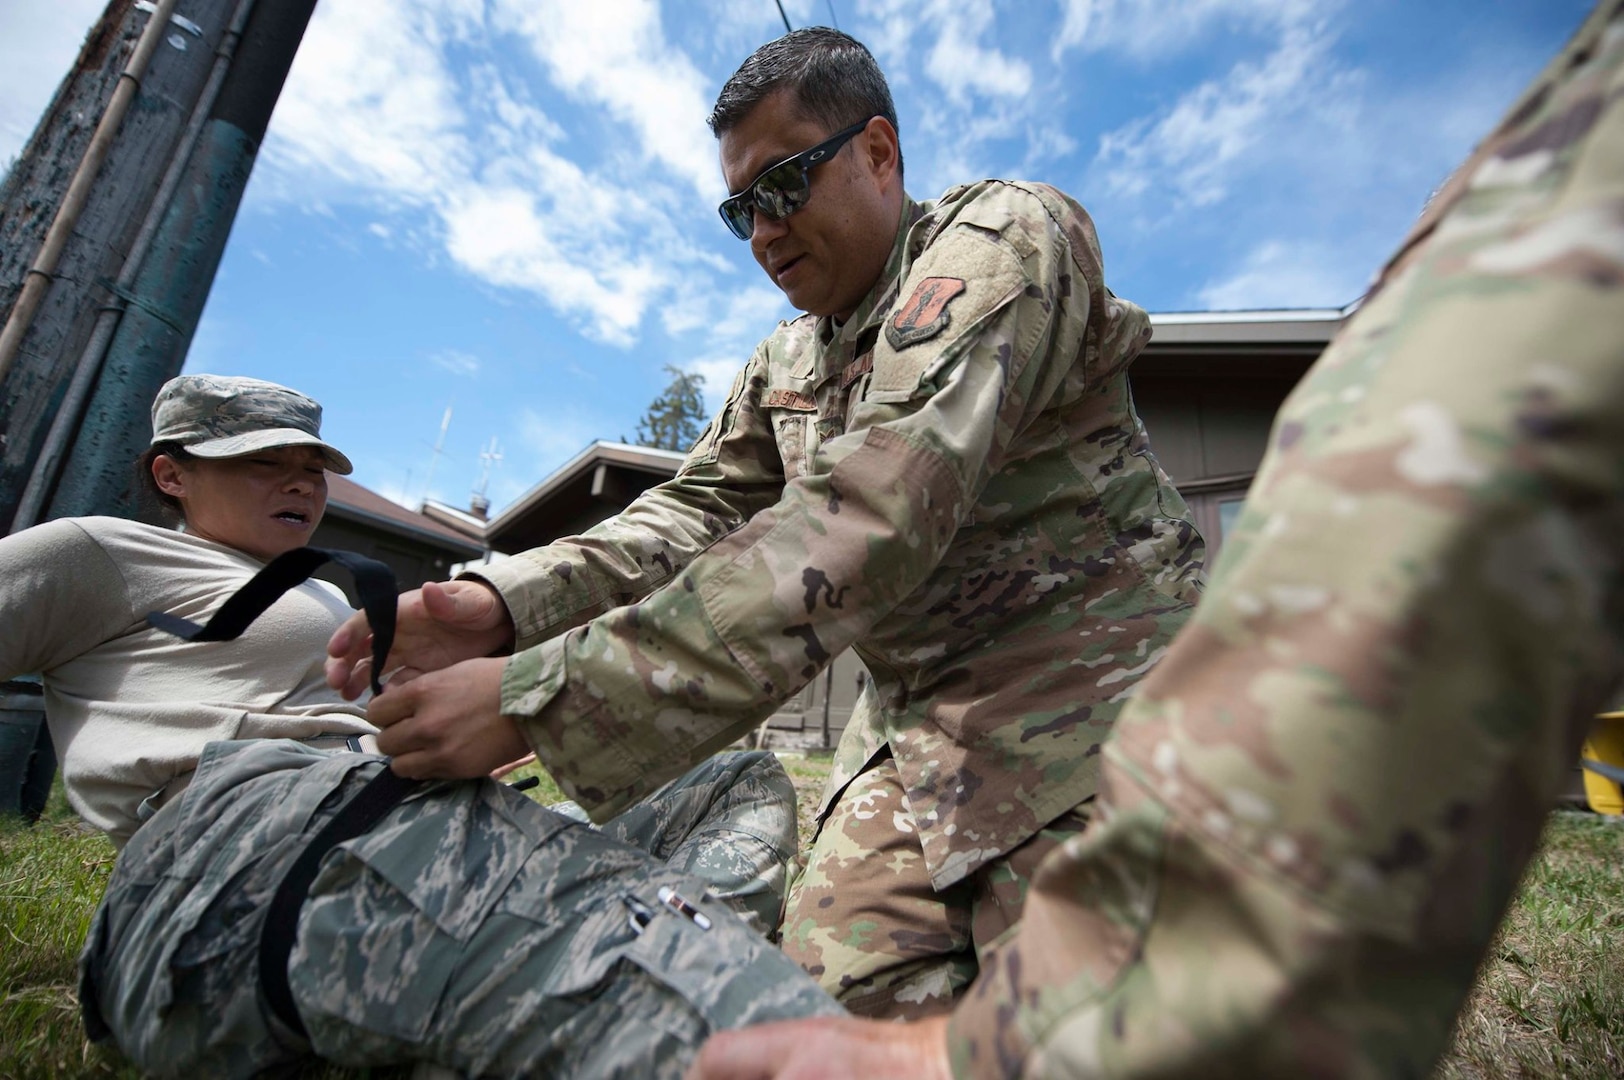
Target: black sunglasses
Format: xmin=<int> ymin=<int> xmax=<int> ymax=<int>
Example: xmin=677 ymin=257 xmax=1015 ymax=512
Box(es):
xmin=717 ymin=117 xmax=875 ymax=241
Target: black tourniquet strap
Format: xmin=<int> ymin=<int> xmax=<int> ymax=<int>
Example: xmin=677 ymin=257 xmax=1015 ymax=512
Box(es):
xmin=144 ymin=546 xmax=417 ymax=1037
xmin=146 ymin=546 xmax=397 ymax=697
xmin=258 ymin=766 xmax=418 ymax=1038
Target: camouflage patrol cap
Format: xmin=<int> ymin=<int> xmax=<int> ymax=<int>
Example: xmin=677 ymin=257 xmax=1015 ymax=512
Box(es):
xmin=150 ymin=374 xmax=353 ymax=474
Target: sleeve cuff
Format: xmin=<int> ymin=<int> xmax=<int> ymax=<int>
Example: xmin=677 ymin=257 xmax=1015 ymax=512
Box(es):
xmin=500 ymin=636 xmax=665 ymax=822
xmin=461 ymin=558 xmax=561 ymax=651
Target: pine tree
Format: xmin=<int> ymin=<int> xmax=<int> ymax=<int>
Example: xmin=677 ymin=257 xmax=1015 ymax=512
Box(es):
xmin=630 ymin=365 xmax=708 ymax=451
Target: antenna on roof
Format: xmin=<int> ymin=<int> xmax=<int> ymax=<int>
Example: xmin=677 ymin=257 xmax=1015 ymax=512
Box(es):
xmin=469 ymin=436 xmax=502 ymax=520
xmin=421 ymin=402 xmax=452 ymax=507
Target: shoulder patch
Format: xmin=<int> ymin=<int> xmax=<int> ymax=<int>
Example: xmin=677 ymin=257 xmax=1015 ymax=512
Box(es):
xmin=885 ymin=277 xmax=966 ymax=351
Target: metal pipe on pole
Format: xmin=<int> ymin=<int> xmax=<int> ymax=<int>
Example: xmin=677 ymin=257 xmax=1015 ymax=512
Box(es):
xmin=1 ymin=1 xmax=245 ymax=531
xmin=0 ymin=0 xmax=181 ymax=389
xmin=42 ymin=0 xmax=321 ymax=523
xmin=821 ymin=665 xmax=833 ymax=750
xmin=11 ymin=0 xmax=259 ymax=531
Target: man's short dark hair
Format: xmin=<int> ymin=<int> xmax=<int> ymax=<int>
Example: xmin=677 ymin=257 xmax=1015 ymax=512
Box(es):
xmin=709 ymin=27 xmax=903 ymax=179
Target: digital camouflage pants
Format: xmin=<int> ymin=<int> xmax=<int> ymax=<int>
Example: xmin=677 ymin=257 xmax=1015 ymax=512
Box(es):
xmin=779 ymin=751 xmax=1092 ymax=1018
xmin=80 ymin=740 xmax=841 ymax=1079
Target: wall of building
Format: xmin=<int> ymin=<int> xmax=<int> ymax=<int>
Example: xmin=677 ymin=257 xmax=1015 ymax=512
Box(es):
xmin=1131 ymin=370 xmax=1307 ymax=561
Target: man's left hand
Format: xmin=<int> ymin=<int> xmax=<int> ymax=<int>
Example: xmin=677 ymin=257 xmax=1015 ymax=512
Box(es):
xmin=368 ymin=656 xmax=530 ymax=779
xmin=685 ymin=1016 xmax=952 ymax=1080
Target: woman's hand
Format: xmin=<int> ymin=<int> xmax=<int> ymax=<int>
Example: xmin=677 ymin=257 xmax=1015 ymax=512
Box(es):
xmin=367 ymin=656 xmax=530 ymax=779
xmin=326 ymin=579 xmax=515 ymax=700
xmin=685 ymin=1016 xmax=952 ymax=1080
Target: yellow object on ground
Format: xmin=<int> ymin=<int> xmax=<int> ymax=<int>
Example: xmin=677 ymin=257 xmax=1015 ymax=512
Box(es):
xmin=1580 ymin=712 xmax=1624 ymax=816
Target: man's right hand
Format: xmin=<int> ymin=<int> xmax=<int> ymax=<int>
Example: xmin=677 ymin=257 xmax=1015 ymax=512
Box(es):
xmin=325 ymin=578 xmax=516 ymax=700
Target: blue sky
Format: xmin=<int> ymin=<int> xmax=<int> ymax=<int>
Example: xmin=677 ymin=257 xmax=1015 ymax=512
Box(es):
xmin=0 ymin=0 xmax=1594 ymax=517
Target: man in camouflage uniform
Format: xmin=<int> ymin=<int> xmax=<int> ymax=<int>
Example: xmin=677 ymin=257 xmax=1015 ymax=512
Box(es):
xmin=690 ymin=2 xmax=1624 ymax=1076
xmin=329 ymin=28 xmax=1202 ymax=1017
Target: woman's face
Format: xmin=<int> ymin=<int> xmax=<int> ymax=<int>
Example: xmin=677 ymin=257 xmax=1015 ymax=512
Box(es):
xmin=153 ymin=445 xmax=329 ymax=562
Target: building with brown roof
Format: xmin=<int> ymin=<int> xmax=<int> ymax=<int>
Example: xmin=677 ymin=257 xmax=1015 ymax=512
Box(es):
xmin=312 ymin=474 xmax=486 ymax=603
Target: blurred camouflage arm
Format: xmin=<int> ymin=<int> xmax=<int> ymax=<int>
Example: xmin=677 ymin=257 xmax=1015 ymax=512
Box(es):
xmin=948 ymin=7 xmax=1624 ymax=1077
xmin=465 ymin=357 xmax=785 ymax=649
xmin=500 ymin=197 xmax=1096 ymax=819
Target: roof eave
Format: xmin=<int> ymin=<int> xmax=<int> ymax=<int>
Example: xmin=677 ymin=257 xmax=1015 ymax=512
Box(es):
xmin=488 ymin=440 xmax=685 ymax=534
xmin=325 ymin=499 xmax=487 ymax=559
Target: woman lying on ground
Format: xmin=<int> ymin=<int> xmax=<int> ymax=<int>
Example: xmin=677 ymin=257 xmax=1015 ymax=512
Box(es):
xmin=0 ymin=374 xmax=836 ymax=1079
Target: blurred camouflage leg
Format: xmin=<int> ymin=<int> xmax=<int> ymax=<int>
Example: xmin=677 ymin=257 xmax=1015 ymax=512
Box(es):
xmin=782 ymin=755 xmax=973 ymax=1017
xmin=969 ymin=803 xmax=1093 ymax=955
xmin=782 ymin=754 xmax=1091 ymax=1018
xmin=952 ymin=5 xmax=1624 ymax=1075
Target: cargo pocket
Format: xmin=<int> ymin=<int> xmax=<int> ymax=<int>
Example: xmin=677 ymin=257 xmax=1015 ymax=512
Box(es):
xmin=616 ymin=891 xmax=823 ymax=1032
xmin=165 ymin=833 xmax=306 ymax=1020
xmin=540 ymin=897 xmax=649 ymax=996
xmin=288 ymin=782 xmax=541 ymax=1042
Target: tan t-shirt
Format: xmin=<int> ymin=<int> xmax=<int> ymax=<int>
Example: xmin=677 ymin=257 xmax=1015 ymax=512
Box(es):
xmin=0 ymin=516 xmax=373 ymax=844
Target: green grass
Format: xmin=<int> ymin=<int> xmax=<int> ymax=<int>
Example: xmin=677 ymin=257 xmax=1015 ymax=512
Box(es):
xmin=1435 ymin=811 xmax=1624 ymax=1079
xmin=4 ymin=764 xmax=1619 ymax=1078
xmin=0 ymin=812 xmax=127 ymax=1079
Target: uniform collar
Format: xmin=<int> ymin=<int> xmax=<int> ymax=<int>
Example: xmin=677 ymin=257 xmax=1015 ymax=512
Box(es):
xmin=817 ymin=194 xmax=927 ymax=354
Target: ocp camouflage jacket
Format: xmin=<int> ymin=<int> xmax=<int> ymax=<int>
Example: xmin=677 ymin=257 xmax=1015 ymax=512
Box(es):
xmin=475 ymin=180 xmax=1204 ymax=889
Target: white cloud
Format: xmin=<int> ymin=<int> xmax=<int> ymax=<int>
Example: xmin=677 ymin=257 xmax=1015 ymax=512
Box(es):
xmin=1196 ymin=240 xmax=1363 ymax=309
xmin=687 ymin=355 xmax=749 ymax=414
xmin=1054 ymin=0 xmax=1327 ymax=61
xmin=654 ymin=282 xmax=790 ymax=415
xmin=467 ymin=62 xmax=566 ymax=154
xmin=923 ymin=6 xmax=1032 ymax=105
xmin=253 ymin=0 xmax=737 ymax=349
xmin=516 ymin=405 xmax=611 ymax=475
xmin=662 ymin=281 xmax=788 ymax=339
xmin=858 ymin=0 xmax=1030 ymax=107
xmin=490 ymin=0 xmax=721 ymax=200
xmin=429 ymin=349 xmax=481 ymax=377
xmin=264 ymin=1 xmax=472 ymax=202
xmin=1092 ymin=21 xmax=1344 ymax=208
xmin=853 ymin=0 xmax=1052 ymax=194
xmin=441 ymin=182 xmax=665 ymax=347
xmin=660 ymin=281 xmax=790 ymax=410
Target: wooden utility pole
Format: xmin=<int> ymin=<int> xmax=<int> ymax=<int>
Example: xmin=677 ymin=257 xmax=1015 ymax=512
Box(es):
xmin=0 ymin=0 xmax=319 ymax=532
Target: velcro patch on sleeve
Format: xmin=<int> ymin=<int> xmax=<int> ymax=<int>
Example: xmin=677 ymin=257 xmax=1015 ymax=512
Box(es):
xmin=869 ymin=226 xmax=1027 ymax=401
